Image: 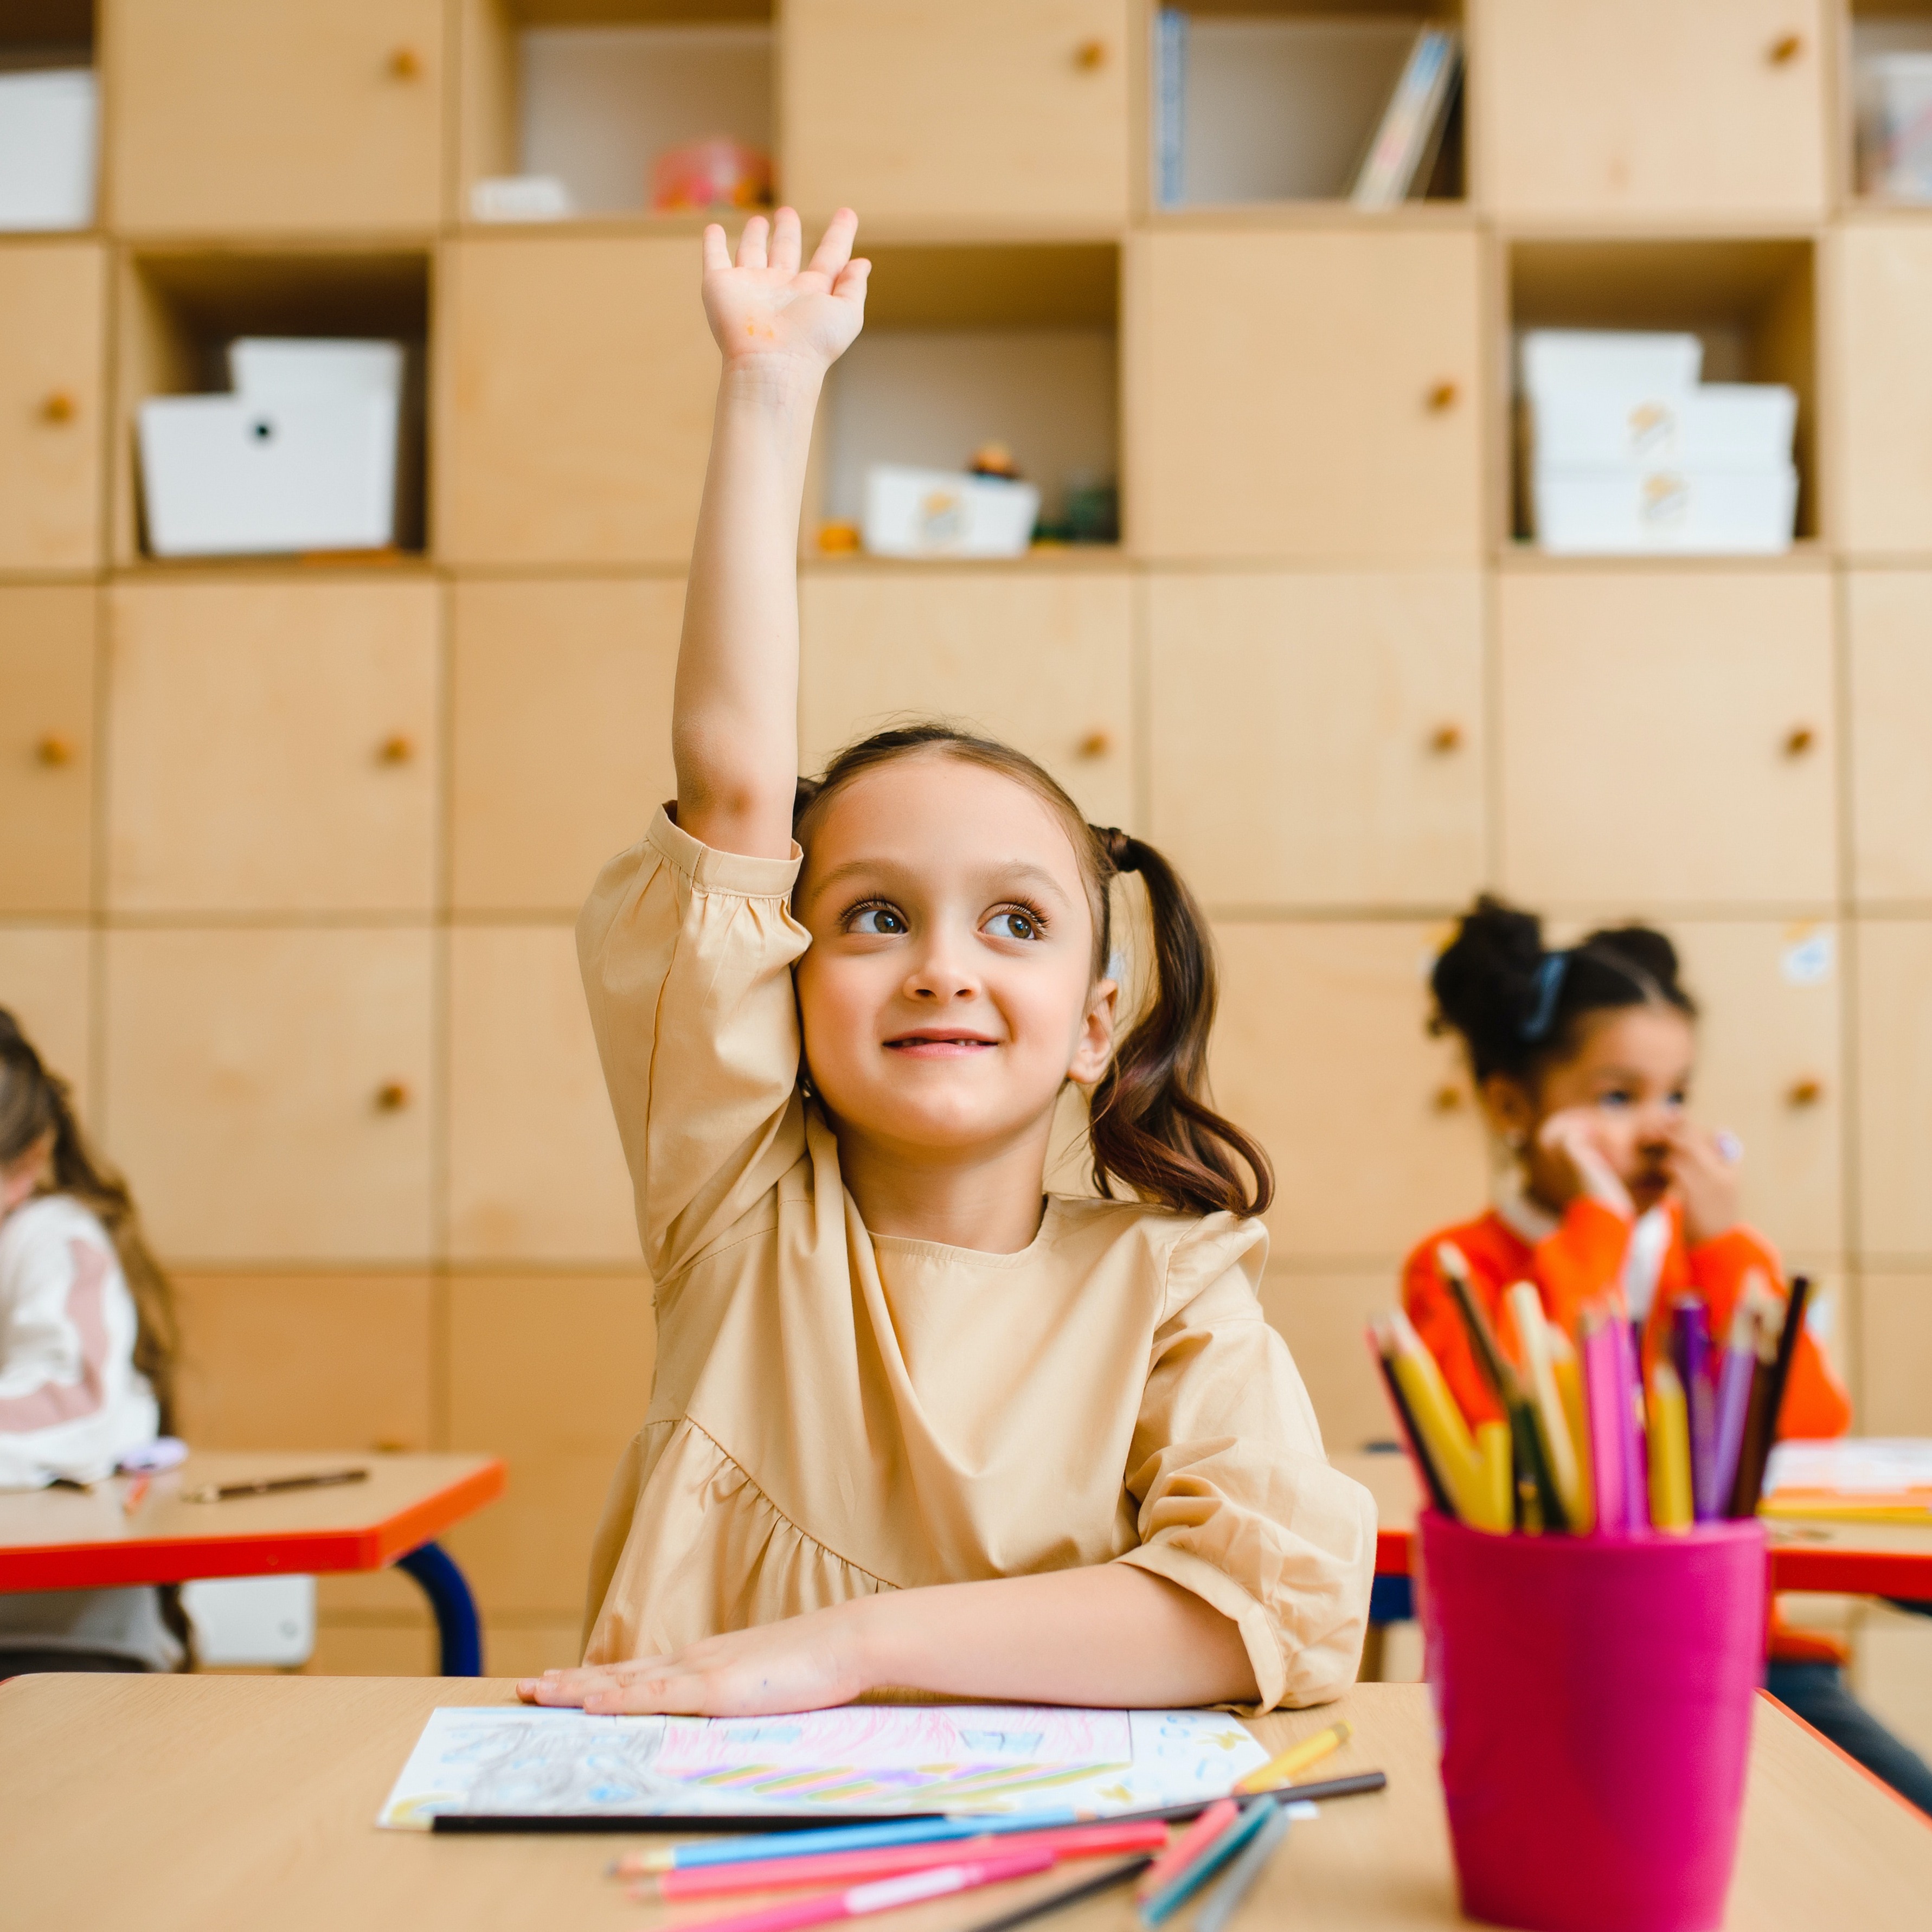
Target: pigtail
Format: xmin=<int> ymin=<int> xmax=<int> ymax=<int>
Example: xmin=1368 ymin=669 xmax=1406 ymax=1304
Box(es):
xmin=1086 ymin=831 xmax=1274 ymax=1219
xmin=0 ymin=1010 xmax=178 ymax=1424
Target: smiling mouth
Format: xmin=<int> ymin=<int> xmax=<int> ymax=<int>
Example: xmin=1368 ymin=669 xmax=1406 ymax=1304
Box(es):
xmin=884 ymin=1035 xmax=999 ymax=1057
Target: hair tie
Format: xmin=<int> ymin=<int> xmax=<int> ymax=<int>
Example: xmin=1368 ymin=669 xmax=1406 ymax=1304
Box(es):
xmin=1520 ymin=950 xmax=1572 ymax=1043
xmin=1093 ymin=826 xmax=1139 ymax=875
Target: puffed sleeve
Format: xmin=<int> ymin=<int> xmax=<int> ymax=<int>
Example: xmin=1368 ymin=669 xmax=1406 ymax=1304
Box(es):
xmin=1112 ymin=1222 xmax=1377 ymax=1713
xmin=577 ymin=805 xmax=812 ymax=1283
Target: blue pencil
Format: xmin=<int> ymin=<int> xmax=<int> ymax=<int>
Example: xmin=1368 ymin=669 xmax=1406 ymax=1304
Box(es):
xmin=1137 ymin=1798 xmax=1275 ymax=1927
xmin=622 ymin=1808 xmax=1081 ymax=1873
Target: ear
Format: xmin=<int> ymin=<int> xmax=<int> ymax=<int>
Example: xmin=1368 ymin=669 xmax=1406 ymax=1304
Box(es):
xmin=1066 ymin=978 xmax=1120 ymax=1089
xmin=1479 ymin=1072 xmax=1536 ymax=1148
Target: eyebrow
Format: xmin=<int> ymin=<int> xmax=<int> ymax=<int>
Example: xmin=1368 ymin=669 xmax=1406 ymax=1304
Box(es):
xmin=800 ymin=857 xmax=1075 ymax=913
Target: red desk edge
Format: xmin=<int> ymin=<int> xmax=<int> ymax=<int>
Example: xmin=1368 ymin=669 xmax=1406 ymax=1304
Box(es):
xmin=1375 ymin=1523 xmax=1932 ymax=1601
xmin=0 ymin=1459 xmax=506 ymax=1593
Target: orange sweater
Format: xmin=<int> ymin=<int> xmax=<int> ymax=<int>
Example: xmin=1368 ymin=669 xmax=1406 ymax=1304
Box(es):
xmin=1401 ymin=1197 xmax=1850 ymax=1443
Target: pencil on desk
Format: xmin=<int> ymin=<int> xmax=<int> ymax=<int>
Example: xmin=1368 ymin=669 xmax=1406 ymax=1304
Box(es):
xmin=668 ymin=1848 xmax=1057 ymax=1932
xmin=1233 ymin=1718 xmax=1351 ymax=1795
xmin=1133 ymin=1799 xmax=1235 ymax=1901
xmin=1189 ymin=1801 xmax=1290 ymax=1932
xmin=617 ymin=1813 xmax=1076 ymax=1876
xmin=955 ymin=1855 xmax=1153 ymax=1932
xmin=183 ymin=1467 xmax=368 ymax=1504
xmin=1137 ymin=1799 xmax=1273 ymax=1928
xmin=120 ymin=1474 xmax=150 ymax=1517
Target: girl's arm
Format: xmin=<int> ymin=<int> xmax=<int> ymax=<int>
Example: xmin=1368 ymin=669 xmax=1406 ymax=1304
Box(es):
xmin=522 ymin=1564 xmax=1259 ymax=1717
xmin=673 ymin=208 xmax=868 ymax=861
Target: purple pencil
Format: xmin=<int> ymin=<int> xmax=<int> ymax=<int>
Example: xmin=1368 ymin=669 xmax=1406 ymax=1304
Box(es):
xmin=1612 ymin=1314 xmax=1648 ymax=1531
xmin=1581 ymin=1311 xmax=1627 ymax=1532
xmin=1673 ymin=1299 xmax=1718 ymax=1520
xmin=1710 ymin=1301 xmax=1758 ymax=1522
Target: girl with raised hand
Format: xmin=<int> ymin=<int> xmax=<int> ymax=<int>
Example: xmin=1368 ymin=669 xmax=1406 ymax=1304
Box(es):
xmin=520 ymin=208 xmax=1373 ymax=1719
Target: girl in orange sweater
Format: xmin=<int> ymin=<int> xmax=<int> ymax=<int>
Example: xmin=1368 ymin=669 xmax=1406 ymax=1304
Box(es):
xmin=1403 ymin=896 xmax=1932 ymax=1815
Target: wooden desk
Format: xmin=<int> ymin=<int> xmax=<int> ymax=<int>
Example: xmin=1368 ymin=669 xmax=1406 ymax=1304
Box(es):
xmin=1 ymin=1674 xmax=1924 ymax=1931
xmin=1337 ymin=1450 xmax=1932 ymax=1607
xmin=0 ymin=1450 xmax=505 ymax=1673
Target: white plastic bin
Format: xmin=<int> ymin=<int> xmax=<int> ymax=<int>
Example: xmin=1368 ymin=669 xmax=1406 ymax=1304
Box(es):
xmin=1519 ymin=330 xmax=1703 ymax=400
xmin=0 ymin=69 xmax=97 ymax=231
xmin=862 ymin=464 xmax=1041 ymax=559
xmin=1531 ymin=383 xmax=1796 ymax=470
xmin=1531 ymin=464 xmax=1799 ymax=555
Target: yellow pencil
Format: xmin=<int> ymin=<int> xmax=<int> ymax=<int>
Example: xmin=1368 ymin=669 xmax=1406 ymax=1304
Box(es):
xmin=1474 ymin=1418 xmax=1513 ymax=1533
xmin=1647 ymin=1361 xmax=1694 ymax=1531
xmin=1233 ymin=1718 xmax=1352 ymax=1794
xmin=1548 ymin=1326 xmax=1595 ymax=1535
xmin=1385 ymin=1312 xmax=1485 ymax=1525
xmin=1506 ymin=1282 xmax=1584 ymax=1532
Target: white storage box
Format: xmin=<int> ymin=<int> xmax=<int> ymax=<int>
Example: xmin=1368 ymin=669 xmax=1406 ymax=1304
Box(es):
xmin=862 ymin=464 xmax=1041 ymax=559
xmin=1519 ymin=330 xmax=1703 ymax=399
xmin=0 ymin=68 xmax=97 ymax=231
xmin=138 ymin=336 xmax=405 ymax=557
xmin=139 ymin=392 xmax=400 ymax=557
xmin=1531 ymin=383 xmax=1796 ymax=469
xmin=180 ymin=1574 xmax=316 ymax=1668
xmin=1531 ymin=464 xmax=1799 ymax=555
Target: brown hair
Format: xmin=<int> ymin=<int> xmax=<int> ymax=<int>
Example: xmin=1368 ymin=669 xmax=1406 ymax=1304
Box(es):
xmin=0 ymin=1008 xmax=179 ymax=1423
xmin=794 ymin=724 xmax=1273 ymax=1219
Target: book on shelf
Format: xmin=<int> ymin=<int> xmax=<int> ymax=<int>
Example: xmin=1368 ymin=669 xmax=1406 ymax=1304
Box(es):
xmin=1351 ymin=27 xmax=1462 ymax=209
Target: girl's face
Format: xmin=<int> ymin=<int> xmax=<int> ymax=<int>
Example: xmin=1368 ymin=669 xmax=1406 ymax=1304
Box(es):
xmin=792 ymin=754 xmax=1118 ymax=1159
xmin=1489 ymin=1004 xmax=1697 ymax=1216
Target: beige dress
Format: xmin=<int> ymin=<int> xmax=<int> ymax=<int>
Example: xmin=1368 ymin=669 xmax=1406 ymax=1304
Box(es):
xmin=576 ymin=807 xmax=1376 ymax=1711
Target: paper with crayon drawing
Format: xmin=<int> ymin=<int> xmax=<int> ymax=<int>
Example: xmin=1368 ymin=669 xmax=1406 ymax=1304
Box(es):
xmin=377 ymin=1704 xmax=1268 ymax=1829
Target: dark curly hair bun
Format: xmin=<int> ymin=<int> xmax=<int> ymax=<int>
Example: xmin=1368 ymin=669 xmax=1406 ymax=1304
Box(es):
xmin=1430 ymin=894 xmax=1695 ymax=1085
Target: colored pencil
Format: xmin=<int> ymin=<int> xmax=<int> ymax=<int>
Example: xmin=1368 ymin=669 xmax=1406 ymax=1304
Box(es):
xmin=1191 ymin=1802 xmax=1291 ymax=1932
xmin=1734 ymin=1275 xmax=1812 ymax=1517
xmin=1647 ymin=1361 xmax=1693 ymax=1531
xmin=619 ymin=1812 xmax=1079 ymax=1875
xmin=1710 ymin=1298 xmax=1760 ymax=1524
xmin=1138 ymin=1799 xmax=1274 ymax=1928
xmin=1435 ymin=1243 xmax=1513 ymax=1405
xmin=1671 ymin=1299 xmax=1717 ymax=1520
xmin=120 ymin=1474 xmax=151 ymax=1517
xmin=645 ymin=1822 xmax=1168 ymax=1901
xmin=1612 ymin=1312 xmax=1649 ymax=1532
xmin=183 ymin=1467 xmax=367 ymax=1503
xmin=1581 ymin=1309 xmax=1627 ymax=1532
xmin=1384 ymin=1310 xmax=1494 ymax=1528
xmin=670 ymin=1850 xmax=1057 ymax=1932
xmin=1133 ymin=1800 xmax=1236 ymax=1901
xmin=955 ymin=1855 xmax=1153 ymax=1932
xmin=1367 ymin=1324 xmax=1454 ymax=1517
xmin=1234 ymin=1719 xmax=1350 ymax=1795
xmin=1548 ymin=1324 xmax=1594 ymax=1533
xmin=1507 ymin=1282 xmax=1584 ymax=1531
xmin=1474 ymin=1418 xmax=1513 ymax=1534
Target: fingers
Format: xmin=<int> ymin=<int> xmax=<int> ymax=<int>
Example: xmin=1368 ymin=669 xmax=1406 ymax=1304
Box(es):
xmin=769 ymin=205 xmax=803 ymax=275
xmin=735 ymin=214 xmax=770 ymax=271
xmin=701 ymin=222 xmax=731 ymax=275
xmin=807 ymin=207 xmax=859 ymax=281
xmin=833 ymin=257 xmax=871 ymax=305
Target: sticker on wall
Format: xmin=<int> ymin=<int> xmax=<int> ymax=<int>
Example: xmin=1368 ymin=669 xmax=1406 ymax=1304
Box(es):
xmin=1780 ymin=925 xmax=1834 ymax=987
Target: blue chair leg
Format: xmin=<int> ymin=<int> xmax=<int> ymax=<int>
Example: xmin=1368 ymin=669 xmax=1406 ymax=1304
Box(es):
xmin=395 ymin=1541 xmax=483 ymax=1677
xmin=1369 ymin=1574 xmax=1414 ymax=1626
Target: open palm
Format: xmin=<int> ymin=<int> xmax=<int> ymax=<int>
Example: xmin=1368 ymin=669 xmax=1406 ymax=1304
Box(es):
xmin=702 ymin=206 xmax=869 ymax=375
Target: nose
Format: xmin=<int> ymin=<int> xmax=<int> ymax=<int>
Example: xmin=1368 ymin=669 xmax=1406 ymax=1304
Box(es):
xmin=902 ymin=925 xmax=979 ymax=1003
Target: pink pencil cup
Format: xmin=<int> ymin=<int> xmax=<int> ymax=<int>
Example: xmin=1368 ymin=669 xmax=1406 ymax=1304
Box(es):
xmin=1417 ymin=1511 xmax=1769 ymax=1932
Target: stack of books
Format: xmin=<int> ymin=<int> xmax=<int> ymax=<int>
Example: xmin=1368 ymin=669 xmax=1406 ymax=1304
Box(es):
xmin=1520 ymin=331 xmax=1798 ymax=555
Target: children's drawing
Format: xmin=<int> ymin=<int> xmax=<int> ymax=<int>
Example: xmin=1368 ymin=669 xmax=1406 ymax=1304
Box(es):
xmin=378 ymin=1703 xmax=1267 ymax=1828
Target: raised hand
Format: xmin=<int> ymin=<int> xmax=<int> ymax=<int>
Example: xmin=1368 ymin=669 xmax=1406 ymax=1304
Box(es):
xmin=1661 ymin=1117 xmax=1742 ymax=1247
xmin=702 ymin=206 xmax=869 ymax=377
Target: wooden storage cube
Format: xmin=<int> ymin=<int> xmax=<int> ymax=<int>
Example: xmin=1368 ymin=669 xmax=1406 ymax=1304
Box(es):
xmin=446 ymin=926 xmax=640 ymax=1263
xmin=0 ymin=242 xmax=105 ymax=571
xmin=445 ymin=1274 xmax=654 ymax=1618
xmin=1497 ymin=567 xmax=1837 ymax=910
xmin=105 ymin=579 xmax=439 ymax=915
xmin=439 ymin=233 xmax=714 ymax=565
xmin=459 ymin=1 xmax=773 ymax=221
xmin=1146 ymin=569 xmax=1484 ymax=909
xmin=1473 ymin=0 xmax=1828 ymax=220
xmin=1859 ymin=1275 xmax=1932 ymax=1433
xmin=1848 ymin=572 xmax=1932 ymax=902
xmin=0 ymin=585 xmax=93 ymax=914
xmin=451 ymin=577 xmax=680 ymax=914
xmin=101 ymin=929 xmax=434 ymax=1265
xmin=1126 ymin=228 xmax=1481 ymax=562
xmin=1259 ymin=1272 xmax=1403 ymax=1456
xmin=798 ymin=567 xmax=1132 ymax=825
xmin=1838 ymin=222 xmax=1932 ymax=555
xmin=1855 ymin=920 xmax=1932 ymax=1257
xmin=113 ymin=249 xmax=431 ymax=564
xmin=1210 ymin=921 xmax=1484 ymax=1261
xmin=1648 ymin=920 xmax=1844 ymax=1258
xmin=782 ymin=0 xmax=1129 ymax=227
xmin=816 ymin=242 xmax=1119 ymax=555
xmin=1151 ymin=5 xmax=1464 ymax=208
xmin=103 ymin=0 xmax=445 ymax=233
xmin=1509 ymin=238 xmax=1819 ymax=545
xmin=170 ymin=1275 xmax=434 ymax=1453
xmin=0 ymin=926 xmax=91 ymax=1102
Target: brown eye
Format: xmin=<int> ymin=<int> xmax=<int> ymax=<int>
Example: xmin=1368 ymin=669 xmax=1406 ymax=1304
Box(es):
xmin=984 ymin=910 xmax=1039 ymax=942
xmin=850 ymin=906 xmax=907 ymax=935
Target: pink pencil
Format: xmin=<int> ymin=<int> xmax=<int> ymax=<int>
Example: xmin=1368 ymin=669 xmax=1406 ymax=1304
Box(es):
xmin=1581 ymin=1313 xmax=1626 ymax=1532
xmin=677 ymin=1850 xmax=1057 ymax=1932
xmin=647 ymin=1821 xmax=1168 ymax=1900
